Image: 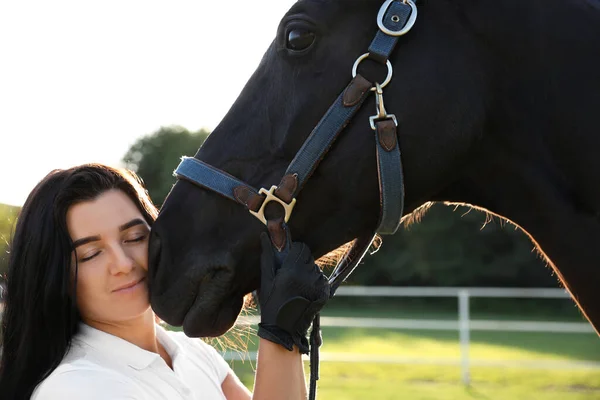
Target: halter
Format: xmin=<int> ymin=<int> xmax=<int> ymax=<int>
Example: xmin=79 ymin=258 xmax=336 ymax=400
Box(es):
xmin=174 ymin=1 xmax=417 ymax=398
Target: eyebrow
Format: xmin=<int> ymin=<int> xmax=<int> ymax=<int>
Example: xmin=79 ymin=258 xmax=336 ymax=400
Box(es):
xmin=72 ymin=235 xmax=101 ymax=249
xmin=72 ymin=218 xmax=148 ymax=249
xmin=118 ymin=218 xmax=147 ymax=232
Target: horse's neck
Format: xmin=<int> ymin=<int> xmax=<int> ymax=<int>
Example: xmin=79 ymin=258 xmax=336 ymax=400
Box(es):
xmin=460 ymin=0 xmax=600 ymax=195
xmin=438 ymin=0 xmax=600 ymax=238
xmin=428 ymin=1 xmax=600 ymax=335
xmin=457 ymin=0 xmax=600 ymax=70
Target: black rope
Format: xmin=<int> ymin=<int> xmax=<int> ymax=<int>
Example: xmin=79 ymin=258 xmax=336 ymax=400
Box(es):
xmin=308 ymin=313 xmax=322 ymax=400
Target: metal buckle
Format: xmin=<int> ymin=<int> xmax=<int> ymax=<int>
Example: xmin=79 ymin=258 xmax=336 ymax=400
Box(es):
xmin=352 ymin=53 xmax=393 ymax=91
xmin=369 ymin=83 xmax=398 ymax=130
xmin=249 ymin=185 xmax=297 ymax=226
xmin=377 ymin=0 xmax=417 ymax=37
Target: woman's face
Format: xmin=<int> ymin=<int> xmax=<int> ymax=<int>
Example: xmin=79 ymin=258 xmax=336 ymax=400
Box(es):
xmin=67 ymin=189 xmax=151 ymax=325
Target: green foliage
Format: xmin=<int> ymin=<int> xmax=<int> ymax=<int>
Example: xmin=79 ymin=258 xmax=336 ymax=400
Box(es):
xmin=349 ymin=203 xmax=557 ymax=288
xmin=0 ymin=204 xmax=20 ymax=278
xmin=350 ymin=204 xmax=554 ymax=287
xmin=122 ymin=126 xmax=210 ymax=207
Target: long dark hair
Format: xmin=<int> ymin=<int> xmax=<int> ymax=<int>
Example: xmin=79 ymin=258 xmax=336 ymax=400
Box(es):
xmin=0 ymin=164 xmax=157 ymax=399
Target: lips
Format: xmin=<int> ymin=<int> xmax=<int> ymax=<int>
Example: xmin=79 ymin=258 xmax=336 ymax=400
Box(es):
xmin=113 ymin=277 xmax=144 ymax=292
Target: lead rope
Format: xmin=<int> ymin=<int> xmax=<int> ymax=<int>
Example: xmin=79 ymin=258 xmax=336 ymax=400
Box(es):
xmin=308 ymin=314 xmax=322 ymax=400
xmin=307 ymin=234 xmax=379 ymax=399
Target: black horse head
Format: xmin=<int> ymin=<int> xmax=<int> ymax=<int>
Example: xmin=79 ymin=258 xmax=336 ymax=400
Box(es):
xmin=148 ymin=0 xmax=600 ymax=337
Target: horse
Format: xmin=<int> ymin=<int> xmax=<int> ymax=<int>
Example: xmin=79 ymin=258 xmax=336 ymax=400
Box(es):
xmin=147 ymin=0 xmax=600 ymax=340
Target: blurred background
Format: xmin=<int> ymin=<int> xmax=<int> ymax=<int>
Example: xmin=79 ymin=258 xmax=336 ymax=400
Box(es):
xmin=1 ymin=1 xmax=599 ymax=399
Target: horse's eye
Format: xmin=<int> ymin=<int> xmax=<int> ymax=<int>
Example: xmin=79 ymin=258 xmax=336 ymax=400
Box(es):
xmin=286 ymin=29 xmax=316 ymax=51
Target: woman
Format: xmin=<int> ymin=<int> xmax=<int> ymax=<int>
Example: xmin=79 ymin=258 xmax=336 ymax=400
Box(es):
xmin=0 ymin=164 xmax=330 ymax=399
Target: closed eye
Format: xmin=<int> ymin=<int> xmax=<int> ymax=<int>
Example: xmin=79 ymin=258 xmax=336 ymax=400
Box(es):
xmin=125 ymin=234 xmax=148 ymax=243
xmin=81 ymin=252 xmax=101 ymax=262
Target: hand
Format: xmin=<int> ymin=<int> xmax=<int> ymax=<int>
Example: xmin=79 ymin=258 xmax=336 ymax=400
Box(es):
xmin=257 ymin=232 xmax=330 ymax=354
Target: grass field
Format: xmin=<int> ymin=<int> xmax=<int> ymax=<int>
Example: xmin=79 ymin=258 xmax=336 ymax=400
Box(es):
xmin=231 ymin=363 xmax=600 ymax=400
xmin=190 ymin=302 xmax=600 ymax=399
xmin=219 ymin=327 xmax=600 ymax=399
xmin=218 ymin=327 xmax=600 ymax=363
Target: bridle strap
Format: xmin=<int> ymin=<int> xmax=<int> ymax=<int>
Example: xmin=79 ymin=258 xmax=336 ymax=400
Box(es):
xmin=283 ymin=74 xmax=374 ymax=196
xmin=369 ymin=0 xmax=417 ymax=63
xmin=373 ymin=118 xmax=405 ymax=234
xmin=175 ymin=156 xmax=264 ymax=212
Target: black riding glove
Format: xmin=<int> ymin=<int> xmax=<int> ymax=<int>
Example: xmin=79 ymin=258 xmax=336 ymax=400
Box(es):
xmin=257 ymin=232 xmax=330 ymax=354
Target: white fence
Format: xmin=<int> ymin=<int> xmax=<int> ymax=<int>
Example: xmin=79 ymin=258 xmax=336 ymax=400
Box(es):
xmin=233 ymin=286 xmax=599 ymax=384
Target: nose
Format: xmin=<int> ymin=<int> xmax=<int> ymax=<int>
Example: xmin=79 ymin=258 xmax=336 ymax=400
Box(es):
xmin=108 ymin=244 xmax=135 ymax=275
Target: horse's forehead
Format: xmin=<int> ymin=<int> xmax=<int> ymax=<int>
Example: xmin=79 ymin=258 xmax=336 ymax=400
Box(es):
xmin=289 ymin=0 xmax=363 ymax=15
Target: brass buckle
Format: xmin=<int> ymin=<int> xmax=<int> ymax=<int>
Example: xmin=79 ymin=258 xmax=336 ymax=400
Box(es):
xmin=249 ymin=185 xmax=297 ymax=226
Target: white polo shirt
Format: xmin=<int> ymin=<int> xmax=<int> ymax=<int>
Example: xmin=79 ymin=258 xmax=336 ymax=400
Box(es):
xmin=31 ymin=324 xmax=233 ymax=400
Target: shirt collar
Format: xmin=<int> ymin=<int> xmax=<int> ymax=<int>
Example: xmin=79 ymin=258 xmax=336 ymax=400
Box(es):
xmin=156 ymin=324 xmax=183 ymax=363
xmin=75 ymin=323 xmax=178 ymax=370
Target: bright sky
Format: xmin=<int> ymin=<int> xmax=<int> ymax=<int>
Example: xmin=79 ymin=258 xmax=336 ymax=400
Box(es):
xmin=0 ymin=0 xmax=295 ymax=206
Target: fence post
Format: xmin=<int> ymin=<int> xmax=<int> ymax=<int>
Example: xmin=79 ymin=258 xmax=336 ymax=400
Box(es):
xmin=458 ymin=289 xmax=471 ymax=386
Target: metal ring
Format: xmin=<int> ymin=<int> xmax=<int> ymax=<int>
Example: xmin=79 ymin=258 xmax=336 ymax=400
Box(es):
xmin=377 ymin=0 xmax=418 ymax=37
xmin=351 ymin=53 xmax=393 ymax=90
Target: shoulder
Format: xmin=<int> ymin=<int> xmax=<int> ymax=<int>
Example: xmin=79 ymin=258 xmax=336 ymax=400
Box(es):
xmin=32 ymin=362 xmax=145 ymax=400
xmin=165 ymin=330 xmax=232 ymax=382
xmin=168 ymin=330 xmax=218 ymax=354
